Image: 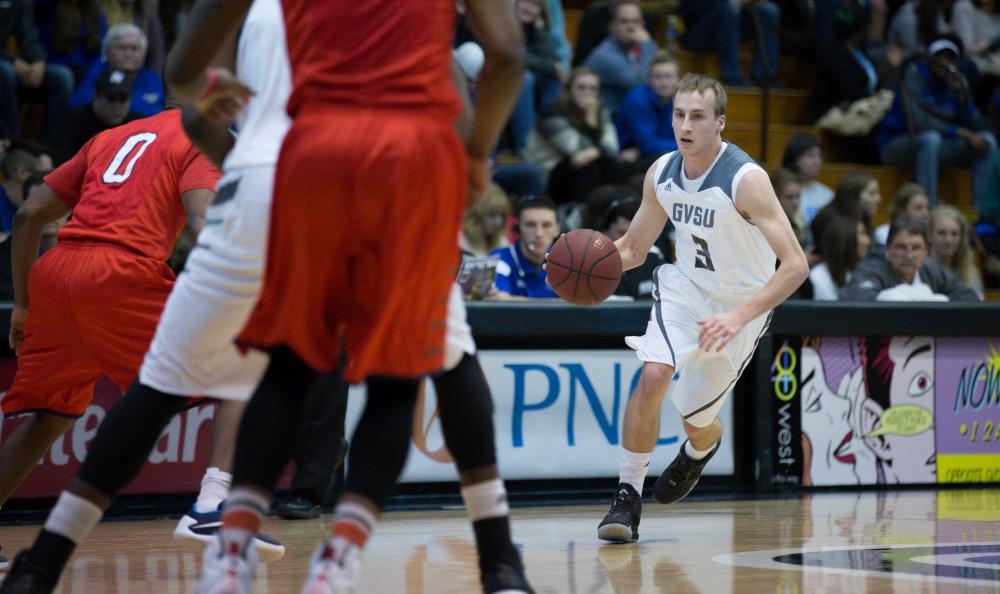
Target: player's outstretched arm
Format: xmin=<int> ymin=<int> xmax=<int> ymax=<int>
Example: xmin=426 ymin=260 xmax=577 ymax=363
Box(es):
xmin=164 ymin=0 xmax=252 ymax=102
xmin=465 ymin=0 xmax=525 ymax=201
xmin=9 ymin=183 xmax=71 ymax=351
xmin=699 ymin=170 xmax=809 ymax=351
xmin=614 ymin=161 xmax=667 ymax=272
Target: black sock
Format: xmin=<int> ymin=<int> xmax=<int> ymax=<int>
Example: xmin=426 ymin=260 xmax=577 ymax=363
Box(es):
xmin=473 ymin=516 xmax=520 ymax=573
xmin=28 ymin=529 xmax=75 ymax=578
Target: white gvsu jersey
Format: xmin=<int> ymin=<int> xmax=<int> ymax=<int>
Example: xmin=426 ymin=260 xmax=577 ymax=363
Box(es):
xmin=653 ymin=143 xmax=776 ymax=303
xmin=222 ymin=0 xmax=292 ymax=171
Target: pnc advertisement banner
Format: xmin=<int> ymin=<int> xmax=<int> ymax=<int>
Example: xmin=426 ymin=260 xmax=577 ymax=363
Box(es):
xmin=2 ymin=349 xmax=735 ymax=499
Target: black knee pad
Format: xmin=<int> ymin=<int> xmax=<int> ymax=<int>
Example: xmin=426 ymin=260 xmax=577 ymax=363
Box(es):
xmin=78 ymin=381 xmax=192 ymax=497
xmin=342 ymin=377 xmax=419 ymax=507
xmin=433 ymin=353 xmax=497 ymax=472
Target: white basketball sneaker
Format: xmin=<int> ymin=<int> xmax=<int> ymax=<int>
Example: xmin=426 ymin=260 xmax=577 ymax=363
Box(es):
xmin=298 ymin=541 xmax=362 ymax=594
xmin=195 ymin=534 xmax=259 ymax=594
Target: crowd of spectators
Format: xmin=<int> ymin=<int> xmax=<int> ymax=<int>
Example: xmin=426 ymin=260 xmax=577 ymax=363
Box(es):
xmin=0 ymin=0 xmax=997 ymax=305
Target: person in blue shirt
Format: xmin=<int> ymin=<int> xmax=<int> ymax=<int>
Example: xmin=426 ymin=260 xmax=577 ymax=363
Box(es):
xmin=615 ymin=51 xmax=679 ymax=173
xmin=69 ymin=23 xmax=164 ymax=117
xmin=489 ymin=196 xmax=560 ymax=299
xmin=877 ymin=36 xmax=997 ymax=207
xmin=583 ymin=0 xmax=657 ymax=112
xmin=0 ymin=143 xmax=46 ymax=235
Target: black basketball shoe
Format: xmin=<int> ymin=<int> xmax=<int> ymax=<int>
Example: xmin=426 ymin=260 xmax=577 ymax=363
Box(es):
xmin=481 ymin=558 xmax=534 ymax=594
xmin=597 ymin=483 xmax=642 ymax=543
xmin=652 ymin=439 xmax=720 ymax=504
xmin=0 ymin=551 xmax=57 ymax=594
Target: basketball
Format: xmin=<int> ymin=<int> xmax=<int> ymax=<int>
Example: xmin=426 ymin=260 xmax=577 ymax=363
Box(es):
xmin=546 ymin=229 xmax=622 ymax=306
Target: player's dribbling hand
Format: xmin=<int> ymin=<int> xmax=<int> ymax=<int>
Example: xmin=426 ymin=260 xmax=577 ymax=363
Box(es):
xmin=195 ymin=68 xmax=254 ymax=123
xmin=697 ymin=311 xmax=746 ymax=352
xmin=9 ymin=305 xmax=26 ymax=354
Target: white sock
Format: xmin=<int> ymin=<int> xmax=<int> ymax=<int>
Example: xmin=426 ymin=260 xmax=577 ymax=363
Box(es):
xmin=685 ymin=440 xmax=714 ymax=461
xmin=329 ymin=501 xmax=377 ymax=562
xmin=619 ymin=448 xmax=651 ymax=493
xmin=460 ymin=478 xmax=509 ymax=522
xmin=44 ymin=491 xmax=104 ymax=544
xmin=195 ymin=467 xmax=232 ymax=513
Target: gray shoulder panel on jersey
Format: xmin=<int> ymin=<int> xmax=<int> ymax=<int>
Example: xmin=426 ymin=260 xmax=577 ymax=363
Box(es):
xmin=701 ymin=143 xmax=758 ymax=201
xmin=656 ymin=151 xmax=683 ymax=186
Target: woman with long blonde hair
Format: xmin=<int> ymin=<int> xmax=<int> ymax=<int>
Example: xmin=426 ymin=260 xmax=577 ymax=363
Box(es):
xmin=461 ymin=183 xmax=513 ymax=257
xmin=929 ymin=205 xmax=984 ymax=295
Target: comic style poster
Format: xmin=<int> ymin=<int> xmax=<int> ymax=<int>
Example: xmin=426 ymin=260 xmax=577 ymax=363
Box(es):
xmin=771 ymin=335 xmax=998 ymax=486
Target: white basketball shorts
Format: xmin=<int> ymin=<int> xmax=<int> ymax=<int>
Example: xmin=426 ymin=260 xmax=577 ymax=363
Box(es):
xmin=139 ymin=166 xmax=273 ymax=400
xmin=625 ymin=263 xmax=771 ymax=427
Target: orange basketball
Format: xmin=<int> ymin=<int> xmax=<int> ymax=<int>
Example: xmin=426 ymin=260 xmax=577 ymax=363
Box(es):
xmin=546 ymin=229 xmax=622 ymax=305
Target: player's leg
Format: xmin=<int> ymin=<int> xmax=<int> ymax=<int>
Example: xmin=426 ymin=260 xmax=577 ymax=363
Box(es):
xmin=197 ymin=346 xmax=315 ymax=594
xmin=297 ymin=376 xmax=420 ymax=593
xmin=0 ymin=413 xmax=76 ymax=505
xmin=652 ymin=309 xmax=772 ymax=504
xmin=651 ymin=351 xmax=733 ymax=505
xmin=599 ymin=264 xmax=699 ymax=543
xmin=597 ymin=361 xmax=675 ymax=543
xmin=0 ymin=382 xmax=194 ymax=592
xmin=433 ymin=285 xmax=531 ymax=593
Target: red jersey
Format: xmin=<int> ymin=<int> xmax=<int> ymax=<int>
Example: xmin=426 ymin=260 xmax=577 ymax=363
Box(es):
xmin=45 ymin=110 xmax=220 ymax=262
xmin=281 ymin=0 xmax=460 ymax=120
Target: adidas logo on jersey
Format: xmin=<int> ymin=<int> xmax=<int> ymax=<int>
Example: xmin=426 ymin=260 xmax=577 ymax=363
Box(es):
xmin=664 ymin=180 xmax=673 ymax=191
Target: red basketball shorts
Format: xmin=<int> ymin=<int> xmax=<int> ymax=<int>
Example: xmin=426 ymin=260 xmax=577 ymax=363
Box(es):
xmin=2 ymin=244 xmax=174 ymax=417
xmin=238 ymin=107 xmax=465 ymax=383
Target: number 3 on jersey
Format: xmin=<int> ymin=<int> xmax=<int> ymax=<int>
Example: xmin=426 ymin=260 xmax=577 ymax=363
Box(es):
xmin=692 ymin=234 xmax=715 ymax=271
xmin=102 ymin=132 xmax=158 ymax=184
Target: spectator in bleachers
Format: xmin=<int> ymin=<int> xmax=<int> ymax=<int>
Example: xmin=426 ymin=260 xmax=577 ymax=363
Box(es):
xmin=872 ymin=182 xmax=930 ymax=244
xmin=929 ymin=203 xmax=985 ymax=293
xmin=782 ymin=133 xmax=834 ymax=223
xmin=70 ymin=23 xmax=164 ymax=117
xmin=615 ymin=51 xmax=679 ymax=174
xmin=0 ymin=172 xmax=47 ymax=299
xmin=583 ymin=0 xmax=657 ymax=112
xmin=842 ymin=215 xmax=980 ymax=300
xmin=0 ymin=142 xmax=43 ymax=236
xmin=453 ymin=40 xmax=546 ymax=202
xmin=524 ymin=68 xmax=623 ymax=205
xmin=572 ymin=0 xmax=654 ymax=67
xmin=811 ymin=170 xmax=882 ymax=247
xmin=0 ymin=0 xmax=74 ymax=145
xmin=952 ymin=0 xmax=1000 ymax=77
xmin=980 ymin=152 xmax=1000 ymax=272
xmin=679 ymin=0 xmax=782 ymax=86
xmin=507 ymin=0 xmax=566 ymax=154
xmin=807 ymin=214 xmax=872 ymax=300
xmin=46 ymin=0 xmax=102 ymax=83
xmin=770 ymin=167 xmax=813 ymax=250
xmin=101 ymin=0 xmax=166 ymax=75
xmin=462 ymin=183 xmax=512 ymax=258
xmin=54 ymin=67 xmax=138 ymax=165
xmin=812 ymin=0 xmax=885 ymax=121
xmin=877 ymin=36 xmax=997 ymax=205
xmin=489 ymin=196 xmax=560 ymax=300
xmin=888 ymin=0 xmax=955 ymax=58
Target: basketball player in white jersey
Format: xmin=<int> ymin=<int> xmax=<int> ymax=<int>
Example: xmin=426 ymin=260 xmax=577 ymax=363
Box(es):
xmin=596 ymin=74 xmax=808 ymax=543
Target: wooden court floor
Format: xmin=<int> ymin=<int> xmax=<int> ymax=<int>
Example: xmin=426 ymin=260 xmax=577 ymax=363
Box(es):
xmin=1 ymin=489 xmax=998 ymax=593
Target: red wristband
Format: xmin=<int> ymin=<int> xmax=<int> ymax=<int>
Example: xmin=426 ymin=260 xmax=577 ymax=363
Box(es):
xmin=201 ymin=68 xmax=219 ymax=98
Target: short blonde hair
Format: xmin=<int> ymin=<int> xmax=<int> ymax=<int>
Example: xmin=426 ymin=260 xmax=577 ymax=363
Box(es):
xmin=674 ymin=73 xmax=727 ymax=117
